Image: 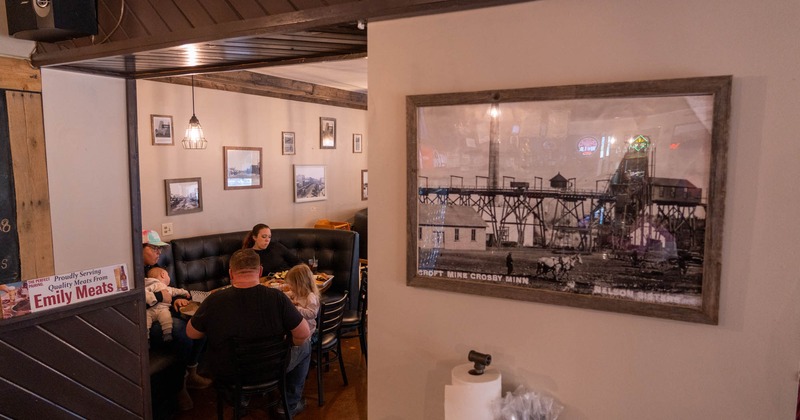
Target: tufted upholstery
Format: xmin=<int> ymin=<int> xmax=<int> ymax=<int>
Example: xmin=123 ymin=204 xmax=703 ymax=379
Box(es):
xmin=157 ymin=228 xmax=360 ymax=310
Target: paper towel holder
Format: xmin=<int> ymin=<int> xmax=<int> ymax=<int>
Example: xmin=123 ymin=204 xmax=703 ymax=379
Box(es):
xmin=467 ymin=350 xmax=492 ymax=375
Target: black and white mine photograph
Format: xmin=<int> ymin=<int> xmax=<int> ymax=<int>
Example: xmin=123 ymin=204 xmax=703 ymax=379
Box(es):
xmin=408 ymin=77 xmax=731 ymax=323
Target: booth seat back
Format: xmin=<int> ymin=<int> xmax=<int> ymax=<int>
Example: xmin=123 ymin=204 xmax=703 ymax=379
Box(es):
xmin=160 ymin=228 xmax=360 ymax=310
xmin=169 ymin=231 xmax=247 ymax=291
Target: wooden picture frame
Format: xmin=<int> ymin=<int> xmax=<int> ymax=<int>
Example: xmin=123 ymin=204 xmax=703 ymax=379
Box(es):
xmin=407 ymin=76 xmax=732 ymax=324
xmin=353 ymin=133 xmax=363 ymax=153
xmin=320 ymin=117 xmax=336 ymax=149
xmin=151 ymin=114 xmax=174 ymax=145
xmin=282 ymin=132 xmax=296 ymax=155
xmin=165 ymin=177 xmax=203 ymax=216
xmin=361 ymin=169 xmax=368 ymax=200
xmin=224 ymin=146 xmax=262 ymax=190
xmin=294 ymin=165 xmax=327 ymax=203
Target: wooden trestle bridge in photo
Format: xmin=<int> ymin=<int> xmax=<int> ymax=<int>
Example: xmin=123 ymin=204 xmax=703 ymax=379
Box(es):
xmin=418 ymin=150 xmax=706 ymax=254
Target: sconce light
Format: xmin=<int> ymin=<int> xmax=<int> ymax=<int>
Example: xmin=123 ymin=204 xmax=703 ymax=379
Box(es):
xmin=182 ymin=75 xmax=207 ymax=150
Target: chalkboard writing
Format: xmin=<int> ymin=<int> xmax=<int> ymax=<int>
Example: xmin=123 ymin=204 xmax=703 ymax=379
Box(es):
xmin=0 ymin=91 xmax=21 ymax=284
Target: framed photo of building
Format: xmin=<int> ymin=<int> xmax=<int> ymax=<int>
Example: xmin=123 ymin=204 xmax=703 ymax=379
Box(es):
xmin=320 ymin=117 xmax=336 ymax=149
xmin=361 ymin=169 xmax=368 ymax=200
xmin=224 ymin=146 xmax=262 ymax=190
xmin=407 ymin=76 xmax=732 ymax=324
xmin=282 ymin=132 xmax=296 ymax=155
xmin=294 ymin=165 xmax=327 ymax=203
xmin=353 ymin=133 xmax=363 ymax=153
xmin=151 ymin=114 xmax=173 ymax=145
xmin=165 ymin=177 xmax=203 ymax=216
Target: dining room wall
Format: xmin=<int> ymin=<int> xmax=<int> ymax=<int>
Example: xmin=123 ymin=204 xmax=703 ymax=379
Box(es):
xmin=136 ymin=79 xmax=368 ymax=240
xmin=368 ymin=1 xmax=800 ymax=419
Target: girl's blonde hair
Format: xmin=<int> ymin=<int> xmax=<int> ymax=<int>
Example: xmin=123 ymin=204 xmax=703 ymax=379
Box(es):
xmin=285 ymin=264 xmax=320 ymax=298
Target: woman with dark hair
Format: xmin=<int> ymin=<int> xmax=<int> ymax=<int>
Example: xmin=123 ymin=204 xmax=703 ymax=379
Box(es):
xmin=243 ymin=224 xmax=301 ymax=273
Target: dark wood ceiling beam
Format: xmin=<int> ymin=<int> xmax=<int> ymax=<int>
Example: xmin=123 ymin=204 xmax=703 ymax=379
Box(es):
xmin=31 ymin=0 xmax=535 ymax=68
xmin=155 ymin=72 xmax=367 ymax=109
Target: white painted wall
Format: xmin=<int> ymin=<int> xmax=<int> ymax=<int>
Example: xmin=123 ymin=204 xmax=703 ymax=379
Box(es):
xmin=41 ymin=69 xmax=133 ymax=277
xmin=136 ymin=80 xmax=368 ymax=239
xmin=368 ymin=1 xmax=800 ymax=419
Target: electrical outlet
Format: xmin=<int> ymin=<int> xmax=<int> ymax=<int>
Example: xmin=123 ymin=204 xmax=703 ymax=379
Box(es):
xmin=161 ymin=223 xmax=174 ymax=236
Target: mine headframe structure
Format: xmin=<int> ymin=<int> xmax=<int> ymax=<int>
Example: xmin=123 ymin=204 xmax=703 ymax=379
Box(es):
xmin=606 ymin=145 xmax=705 ymax=251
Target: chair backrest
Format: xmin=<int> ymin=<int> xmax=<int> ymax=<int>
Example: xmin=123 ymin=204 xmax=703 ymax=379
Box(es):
xmin=317 ymin=292 xmax=349 ymax=341
xmin=357 ymin=270 xmax=368 ymax=317
xmin=226 ymin=335 xmax=292 ymax=387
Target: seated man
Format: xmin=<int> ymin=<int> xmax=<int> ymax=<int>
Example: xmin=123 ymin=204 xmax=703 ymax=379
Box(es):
xmin=187 ymin=249 xmax=312 ymax=417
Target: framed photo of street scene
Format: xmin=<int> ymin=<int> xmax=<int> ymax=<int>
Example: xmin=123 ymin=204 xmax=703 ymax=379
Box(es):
xmin=151 ymin=114 xmax=173 ymax=145
xmin=224 ymin=146 xmax=262 ymax=190
xmin=294 ymin=165 xmax=327 ymax=203
xmin=165 ymin=177 xmax=203 ymax=216
xmin=406 ymin=76 xmax=732 ymax=324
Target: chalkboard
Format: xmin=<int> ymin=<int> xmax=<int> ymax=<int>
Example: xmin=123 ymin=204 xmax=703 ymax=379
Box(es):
xmin=0 ymin=91 xmax=21 ymax=284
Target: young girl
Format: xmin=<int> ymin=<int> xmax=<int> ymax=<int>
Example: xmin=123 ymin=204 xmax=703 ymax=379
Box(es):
xmin=285 ymin=264 xmax=321 ymax=338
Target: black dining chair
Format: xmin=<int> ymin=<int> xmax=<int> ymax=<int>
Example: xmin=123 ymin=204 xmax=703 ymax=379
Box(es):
xmin=312 ymin=292 xmax=349 ymax=406
xmin=340 ymin=267 xmax=367 ymax=363
xmin=214 ymin=335 xmax=293 ymax=420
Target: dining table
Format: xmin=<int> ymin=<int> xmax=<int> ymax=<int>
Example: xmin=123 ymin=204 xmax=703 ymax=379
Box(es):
xmin=179 ymin=271 xmax=334 ymax=318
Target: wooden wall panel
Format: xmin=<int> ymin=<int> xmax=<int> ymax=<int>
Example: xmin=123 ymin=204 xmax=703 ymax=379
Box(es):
xmin=0 ymin=57 xmax=41 ymax=92
xmin=0 ymin=297 xmax=146 ymax=419
xmin=6 ymin=91 xmax=55 ymax=279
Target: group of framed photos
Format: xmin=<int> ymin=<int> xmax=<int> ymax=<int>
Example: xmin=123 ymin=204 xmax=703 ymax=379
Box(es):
xmin=151 ymin=114 xmax=364 ymax=153
xmin=156 ymin=114 xmax=367 ymax=216
xmin=282 ymin=117 xmax=363 ymax=153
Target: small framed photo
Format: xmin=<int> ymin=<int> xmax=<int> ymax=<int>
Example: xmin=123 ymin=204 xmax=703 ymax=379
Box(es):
xmin=224 ymin=146 xmax=262 ymax=190
xmin=165 ymin=177 xmax=202 ymax=216
xmin=294 ymin=165 xmax=327 ymax=203
xmin=151 ymin=114 xmax=174 ymax=145
xmin=282 ymin=132 xmax=296 ymax=155
xmin=320 ymin=117 xmax=336 ymax=149
xmin=353 ymin=133 xmax=363 ymax=153
xmin=361 ymin=169 xmax=368 ymax=200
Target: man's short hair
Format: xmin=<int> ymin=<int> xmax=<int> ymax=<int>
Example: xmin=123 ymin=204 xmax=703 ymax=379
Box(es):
xmin=229 ymin=249 xmax=261 ymax=273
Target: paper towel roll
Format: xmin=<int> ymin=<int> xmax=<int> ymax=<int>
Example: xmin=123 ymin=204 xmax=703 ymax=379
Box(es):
xmin=444 ymin=363 xmax=501 ymax=420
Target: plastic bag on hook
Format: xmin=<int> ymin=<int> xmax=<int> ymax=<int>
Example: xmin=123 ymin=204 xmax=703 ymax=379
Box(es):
xmin=492 ymin=385 xmax=564 ymax=420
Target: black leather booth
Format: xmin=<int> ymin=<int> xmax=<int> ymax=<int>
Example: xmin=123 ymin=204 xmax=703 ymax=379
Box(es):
xmin=156 ymin=228 xmax=360 ymax=310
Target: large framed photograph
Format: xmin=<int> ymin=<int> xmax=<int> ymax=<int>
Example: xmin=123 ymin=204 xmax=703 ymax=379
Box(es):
xmin=353 ymin=133 xmax=363 ymax=153
xmin=282 ymin=132 xmax=296 ymax=155
xmin=320 ymin=117 xmax=336 ymax=149
xmin=224 ymin=146 xmax=262 ymax=190
xmin=294 ymin=165 xmax=327 ymax=203
xmin=151 ymin=114 xmax=174 ymax=145
xmin=361 ymin=169 xmax=368 ymax=200
xmin=407 ymin=76 xmax=732 ymax=324
xmin=165 ymin=177 xmax=203 ymax=216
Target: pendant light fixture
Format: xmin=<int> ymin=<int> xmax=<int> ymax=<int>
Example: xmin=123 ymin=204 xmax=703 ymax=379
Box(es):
xmin=182 ymin=75 xmax=207 ymax=149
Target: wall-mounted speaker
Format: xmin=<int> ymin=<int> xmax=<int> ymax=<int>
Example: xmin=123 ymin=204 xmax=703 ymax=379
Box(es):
xmin=6 ymin=0 xmax=97 ymax=42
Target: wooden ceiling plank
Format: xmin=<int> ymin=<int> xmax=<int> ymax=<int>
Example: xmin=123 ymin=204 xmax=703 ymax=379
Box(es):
xmin=156 ymin=73 xmax=367 ymax=109
xmin=290 ymin=0 xmax=330 ymax=10
xmin=227 ymin=0 xmax=270 ymax=18
xmin=255 ymin=0 xmax=298 ymax=14
xmin=198 ymin=0 xmax=244 ymax=22
xmin=142 ymin=0 xmax=195 ymax=32
xmin=134 ymin=51 xmax=368 ymax=78
xmin=119 ymin=0 xmax=173 ymax=37
xmin=173 ymin=0 xmax=217 ymax=27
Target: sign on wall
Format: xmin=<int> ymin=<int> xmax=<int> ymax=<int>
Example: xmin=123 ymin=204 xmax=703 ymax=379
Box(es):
xmin=0 ymin=92 xmax=21 ymax=285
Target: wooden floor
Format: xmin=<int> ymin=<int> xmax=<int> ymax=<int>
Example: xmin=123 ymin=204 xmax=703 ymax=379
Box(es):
xmin=174 ymin=336 xmax=367 ymax=420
